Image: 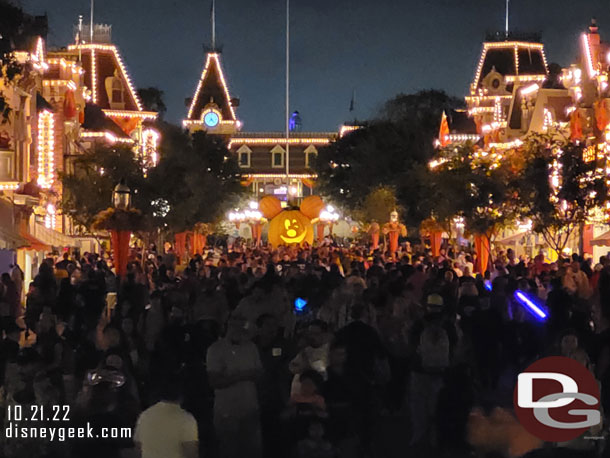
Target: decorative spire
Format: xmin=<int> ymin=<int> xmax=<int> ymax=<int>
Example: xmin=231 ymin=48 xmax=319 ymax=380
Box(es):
xmin=590 ymin=18 xmax=599 ymax=34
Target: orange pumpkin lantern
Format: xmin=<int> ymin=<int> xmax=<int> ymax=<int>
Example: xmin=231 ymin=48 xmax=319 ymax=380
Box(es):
xmin=261 ymin=196 xmax=322 ymax=247
xmin=260 ymin=196 xmax=283 ymax=220
xmin=268 ymin=210 xmax=314 ymax=246
xmin=300 ymin=195 xmax=324 ymax=220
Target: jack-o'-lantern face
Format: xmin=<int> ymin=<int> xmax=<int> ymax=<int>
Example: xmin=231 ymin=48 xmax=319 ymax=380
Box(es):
xmin=268 ymin=210 xmax=314 ymax=247
xmin=281 ymin=217 xmax=307 ymax=244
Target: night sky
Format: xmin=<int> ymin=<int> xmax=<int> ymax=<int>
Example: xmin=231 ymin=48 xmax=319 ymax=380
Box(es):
xmin=20 ymin=0 xmax=610 ymax=131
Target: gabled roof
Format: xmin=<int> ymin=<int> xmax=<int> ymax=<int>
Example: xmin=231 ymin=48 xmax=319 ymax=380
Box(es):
xmin=36 ymin=93 xmax=54 ymax=112
xmin=66 ymin=44 xmax=143 ymax=112
xmin=81 ymin=103 xmax=133 ymax=141
xmin=186 ymin=52 xmax=236 ymax=122
xmin=473 ymin=41 xmax=548 ymax=90
xmin=447 ymin=109 xmax=477 ymax=134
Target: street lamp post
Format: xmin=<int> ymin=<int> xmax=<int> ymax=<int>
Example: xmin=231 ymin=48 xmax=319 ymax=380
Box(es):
xmin=110 ymin=179 xmax=132 ymax=279
xmin=245 ymin=201 xmax=264 ymax=247
xmin=112 ymin=179 xmax=131 ymax=210
xmin=229 ymin=202 xmax=264 ymax=246
xmin=318 ymin=205 xmax=339 ymax=243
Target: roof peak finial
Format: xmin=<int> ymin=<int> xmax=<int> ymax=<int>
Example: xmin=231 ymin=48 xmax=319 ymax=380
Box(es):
xmin=590 ymin=18 xmax=599 ymax=34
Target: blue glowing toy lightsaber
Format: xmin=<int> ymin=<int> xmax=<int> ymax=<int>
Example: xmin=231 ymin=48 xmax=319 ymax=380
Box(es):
xmin=514 ymin=290 xmax=548 ymax=320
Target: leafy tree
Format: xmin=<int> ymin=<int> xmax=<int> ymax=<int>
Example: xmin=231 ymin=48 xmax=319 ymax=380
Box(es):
xmin=430 ymin=142 xmax=517 ymax=242
xmin=147 ymin=125 xmax=243 ymax=232
xmin=137 ymin=87 xmax=167 ymax=118
xmin=314 ymin=89 xmax=463 ymax=227
xmin=514 ymin=134 xmax=608 ymax=254
xmin=315 ymin=121 xmax=412 ymax=210
xmin=61 ymin=124 xmax=243 ymax=234
xmin=0 ymin=1 xmax=47 ymax=122
xmin=0 ymin=1 xmax=47 ymax=56
xmin=355 ymin=186 xmax=400 ymax=225
xmin=60 ymin=144 xmax=150 ymax=232
xmin=380 ymin=89 xmax=464 ymax=133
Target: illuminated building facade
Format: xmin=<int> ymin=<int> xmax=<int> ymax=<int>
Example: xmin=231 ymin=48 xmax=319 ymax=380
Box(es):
xmin=439 ymin=23 xmax=610 ymax=258
xmin=51 ymin=24 xmax=158 ymax=167
xmin=183 ymin=48 xmax=354 ymax=200
xmin=1 ymin=20 xmax=157 ymax=278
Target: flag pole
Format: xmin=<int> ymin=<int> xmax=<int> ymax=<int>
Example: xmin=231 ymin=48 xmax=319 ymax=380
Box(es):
xmin=90 ymin=0 xmax=94 ymax=43
xmin=505 ymin=0 xmax=509 ymax=38
xmin=285 ymin=0 xmax=290 ymax=185
xmin=78 ymin=15 xmax=83 ymax=60
xmin=211 ymin=0 xmax=216 ymax=50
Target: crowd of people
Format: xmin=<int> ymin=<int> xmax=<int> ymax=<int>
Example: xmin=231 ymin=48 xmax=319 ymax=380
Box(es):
xmin=0 ymin=239 xmax=609 ymax=458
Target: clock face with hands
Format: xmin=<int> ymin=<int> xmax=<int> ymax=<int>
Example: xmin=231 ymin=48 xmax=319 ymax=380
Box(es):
xmin=204 ymin=111 xmax=220 ymax=127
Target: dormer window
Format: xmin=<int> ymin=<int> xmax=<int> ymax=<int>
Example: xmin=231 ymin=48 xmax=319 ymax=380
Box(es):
xmin=112 ymin=79 xmax=124 ymax=104
xmin=105 ymin=69 xmax=126 ymax=109
xmin=237 ymin=144 xmax=251 ymax=168
xmin=271 ymin=145 xmax=285 ymax=168
xmin=304 ymin=145 xmax=318 ymax=168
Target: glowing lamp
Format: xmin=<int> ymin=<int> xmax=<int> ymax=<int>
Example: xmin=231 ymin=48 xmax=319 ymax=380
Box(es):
xmin=113 ymin=180 xmax=131 ymax=210
xmin=319 ymin=205 xmax=339 ymax=223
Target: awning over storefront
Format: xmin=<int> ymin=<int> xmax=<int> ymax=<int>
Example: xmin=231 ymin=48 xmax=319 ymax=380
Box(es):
xmin=32 ymin=222 xmax=78 ymax=249
xmin=591 ymin=230 xmax=610 ymax=247
xmin=19 ymin=232 xmax=51 ymax=252
xmin=0 ymin=226 xmax=30 ymax=250
xmin=495 ymin=231 xmax=526 ymax=245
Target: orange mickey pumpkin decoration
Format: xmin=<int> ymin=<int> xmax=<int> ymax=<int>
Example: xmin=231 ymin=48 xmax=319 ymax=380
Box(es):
xmin=260 ymin=196 xmax=283 ymax=219
xmin=299 ymin=195 xmax=324 ymax=220
xmin=262 ymin=196 xmax=323 ymax=247
xmin=269 ymin=210 xmax=313 ymax=246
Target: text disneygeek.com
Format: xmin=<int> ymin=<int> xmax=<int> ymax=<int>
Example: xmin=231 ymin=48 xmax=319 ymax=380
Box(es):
xmin=4 ymin=422 xmax=132 ymax=441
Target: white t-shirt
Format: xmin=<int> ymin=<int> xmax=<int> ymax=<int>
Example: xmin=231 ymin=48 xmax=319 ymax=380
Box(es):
xmin=134 ymin=401 xmax=198 ymax=458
